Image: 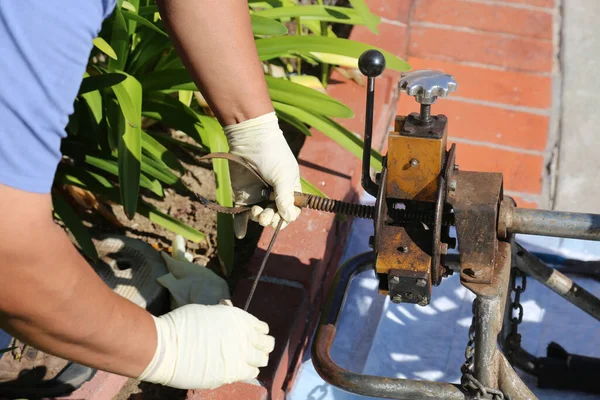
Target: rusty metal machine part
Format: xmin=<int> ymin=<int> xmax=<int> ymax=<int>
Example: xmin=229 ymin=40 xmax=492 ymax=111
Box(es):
xmin=372 ymin=69 xmax=458 ymax=306
xmin=307 ymin=49 xmax=600 ymax=400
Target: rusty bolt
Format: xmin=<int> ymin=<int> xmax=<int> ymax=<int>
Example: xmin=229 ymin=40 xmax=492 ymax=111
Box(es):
xmin=418 ymin=298 xmax=429 ymax=307
xmin=409 ymin=158 xmax=419 ymax=168
xmin=392 ymin=294 xmax=403 ymax=303
xmin=449 ymin=180 xmax=457 ymax=192
xmin=416 ymin=278 xmax=427 ymax=287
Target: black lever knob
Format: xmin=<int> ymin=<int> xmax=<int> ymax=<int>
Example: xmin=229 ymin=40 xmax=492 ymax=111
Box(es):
xmin=358 ymin=49 xmax=386 ymax=78
xmin=358 ymin=49 xmax=386 ymax=197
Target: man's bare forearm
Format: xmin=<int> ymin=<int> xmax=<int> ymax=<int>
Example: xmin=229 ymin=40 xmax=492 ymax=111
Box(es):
xmin=0 ymin=185 xmax=155 ymax=378
xmin=156 ymin=0 xmax=273 ymax=126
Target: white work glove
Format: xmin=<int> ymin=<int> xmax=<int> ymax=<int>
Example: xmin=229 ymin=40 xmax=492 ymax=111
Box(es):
xmin=156 ymin=235 xmax=230 ymax=308
xmin=138 ymin=303 xmax=275 ymax=389
xmin=224 ymin=111 xmax=302 ymax=239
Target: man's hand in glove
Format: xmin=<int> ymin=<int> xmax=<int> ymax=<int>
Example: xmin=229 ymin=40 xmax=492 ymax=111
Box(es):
xmin=225 ymin=112 xmax=302 ymax=239
xmin=138 ymin=303 xmax=275 ymax=389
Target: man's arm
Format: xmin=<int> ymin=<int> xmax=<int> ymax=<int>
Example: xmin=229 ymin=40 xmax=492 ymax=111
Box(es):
xmin=0 ymin=184 xmax=155 ymax=378
xmin=156 ymin=0 xmax=302 ymax=227
xmin=0 ymin=0 xmax=277 ymax=389
xmin=156 ymin=0 xmax=273 ymax=126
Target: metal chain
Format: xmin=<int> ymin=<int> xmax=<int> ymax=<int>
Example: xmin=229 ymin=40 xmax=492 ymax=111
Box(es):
xmin=506 ymin=268 xmax=527 ymax=352
xmin=461 ymin=301 xmax=506 ymax=400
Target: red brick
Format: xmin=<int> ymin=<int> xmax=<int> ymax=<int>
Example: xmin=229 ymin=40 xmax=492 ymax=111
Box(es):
xmin=407 ymin=57 xmax=553 ymax=109
xmin=409 ymin=26 xmax=553 ymax=73
xmin=187 ymin=382 xmax=267 ymax=400
xmin=231 ymin=280 xmax=308 ymax=398
xmin=414 ymin=0 xmax=553 ymax=40
xmin=327 ymin=69 xmax=400 ymax=152
xmin=350 ymin=23 xmax=408 ymax=58
xmin=503 ymin=0 xmax=554 ymax=8
xmin=451 ymin=142 xmax=544 ymax=194
xmin=397 ymin=96 xmax=549 ymax=151
xmin=368 ymin=0 xmax=412 ymax=22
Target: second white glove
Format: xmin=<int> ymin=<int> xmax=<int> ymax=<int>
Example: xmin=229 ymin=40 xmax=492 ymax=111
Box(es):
xmin=224 ymin=112 xmax=302 ymax=238
xmin=137 ymin=303 xmax=275 ymax=390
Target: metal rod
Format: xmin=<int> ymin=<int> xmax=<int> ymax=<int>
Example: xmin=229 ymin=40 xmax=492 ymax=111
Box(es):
xmin=473 ymin=296 xmax=501 ymax=388
xmin=420 ymin=104 xmax=431 ymax=122
xmin=507 ymin=207 xmax=600 ymax=241
xmin=362 ymin=77 xmax=378 ymax=197
xmin=311 ymin=252 xmax=469 ymax=400
xmin=243 ymin=219 xmax=283 ymax=311
xmin=515 ymin=243 xmax=600 ymax=321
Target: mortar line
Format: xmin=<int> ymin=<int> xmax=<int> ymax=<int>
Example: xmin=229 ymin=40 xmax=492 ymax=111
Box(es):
xmin=448 ymin=137 xmax=546 ymax=156
xmin=380 ymin=17 xmax=407 ymax=28
xmin=410 ymin=21 xmax=553 ymax=43
xmin=444 ymin=96 xmax=551 ymax=116
xmin=414 ymin=58 xmax=554 ymax=77
xmin=459 ymin=0 xmax=557 ymax=13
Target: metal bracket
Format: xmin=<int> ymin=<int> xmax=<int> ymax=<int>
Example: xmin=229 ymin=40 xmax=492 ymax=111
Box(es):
xmin=448 ymin=171 xmax=503 ymax=284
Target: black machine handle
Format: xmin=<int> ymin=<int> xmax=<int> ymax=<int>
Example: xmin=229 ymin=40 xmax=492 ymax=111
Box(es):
xmin=358 ymin=50 xmax=386 ymax=197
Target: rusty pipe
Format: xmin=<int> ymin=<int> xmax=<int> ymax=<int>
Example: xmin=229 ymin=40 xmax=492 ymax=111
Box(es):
xmin=500 ymin=202 xmax=600 ymax=241
xmin=311 ymin=252 xmax=470 ymax=400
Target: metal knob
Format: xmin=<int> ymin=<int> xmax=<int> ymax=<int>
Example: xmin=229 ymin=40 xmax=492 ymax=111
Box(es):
xmin=399 ymin=70 xmax=457 ymax=122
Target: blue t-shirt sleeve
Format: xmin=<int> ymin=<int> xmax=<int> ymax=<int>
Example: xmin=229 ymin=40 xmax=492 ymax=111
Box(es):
xmin=0 ymin=0 xmax=115 ymax=193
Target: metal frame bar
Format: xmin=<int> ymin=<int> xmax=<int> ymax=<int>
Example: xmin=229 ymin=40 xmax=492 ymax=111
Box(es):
xmin=311 ymin=252 xmax=471 ymax=400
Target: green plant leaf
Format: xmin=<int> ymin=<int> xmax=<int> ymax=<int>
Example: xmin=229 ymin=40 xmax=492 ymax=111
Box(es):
xmin=81 ymin=91 xmax=103 ymax=124
xmin=255 ymin=5 xmax=372 ymax=25
xmin=111 ymin=73 xmax=143 ymax=219
xmin=108 ymin=6 xmax=129 ymax=71
xmin=197 ymin=115 xmax=234 ymax=275
xmin=79 ymin=73 xmax=127 ymax=95
xmin=142 ymin=92 xmax=208 ymax=148
xmin=178 ymin=90 xmax=193 ymax=107
xmin=141 ymin=130 xmax=184 ymax=172
xmin=348 ymin=0 xmax=379 ymax=33
xmin=122 ymin=0 xmax=136 ymax=12
xmin=92 ymin=37 xmax=118 ymax=60
xmin=273 ymin=102 xmax=382 ymax=171
xmin=84 ymin=154 xmax=162 ymax=196
xmin=138 ymin=201 xmax=205 ymax=243
xmin=57 ymin=166 xmax=203 ymax=243
xmin=52 ymin=191 xmax=98 ymax=260
xmin=127 ymin=30 xmax=171 ymax=75
xmin=276 ymin=109 xmax=312 ymax=136
xmin=251 ymin=15 xmax=288 ymax=36
xmin=141 ymin=154 xmax=179 ymax=185
xmin=265 ymin=75 xmax=352 ymax=118
xmin=256 ymin=36 xmax=410 ymax=71
xmin=301 ymin=177 xmax=328 ymax=198
xmin=122 ymin=10 xmax=169 ymax=37
xmin=123 ymin=0 xmax=140 ymax=34
xmin=138 ymin=68 xmax=195 ymax=91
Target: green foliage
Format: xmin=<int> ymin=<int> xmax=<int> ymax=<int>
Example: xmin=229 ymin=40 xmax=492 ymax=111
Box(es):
xmin=56 ymin=0 xmax=409 ymax=272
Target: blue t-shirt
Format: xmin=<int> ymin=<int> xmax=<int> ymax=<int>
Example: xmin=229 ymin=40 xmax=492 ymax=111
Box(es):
xmin=0 ymin=0 xmax=116 ymax=193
